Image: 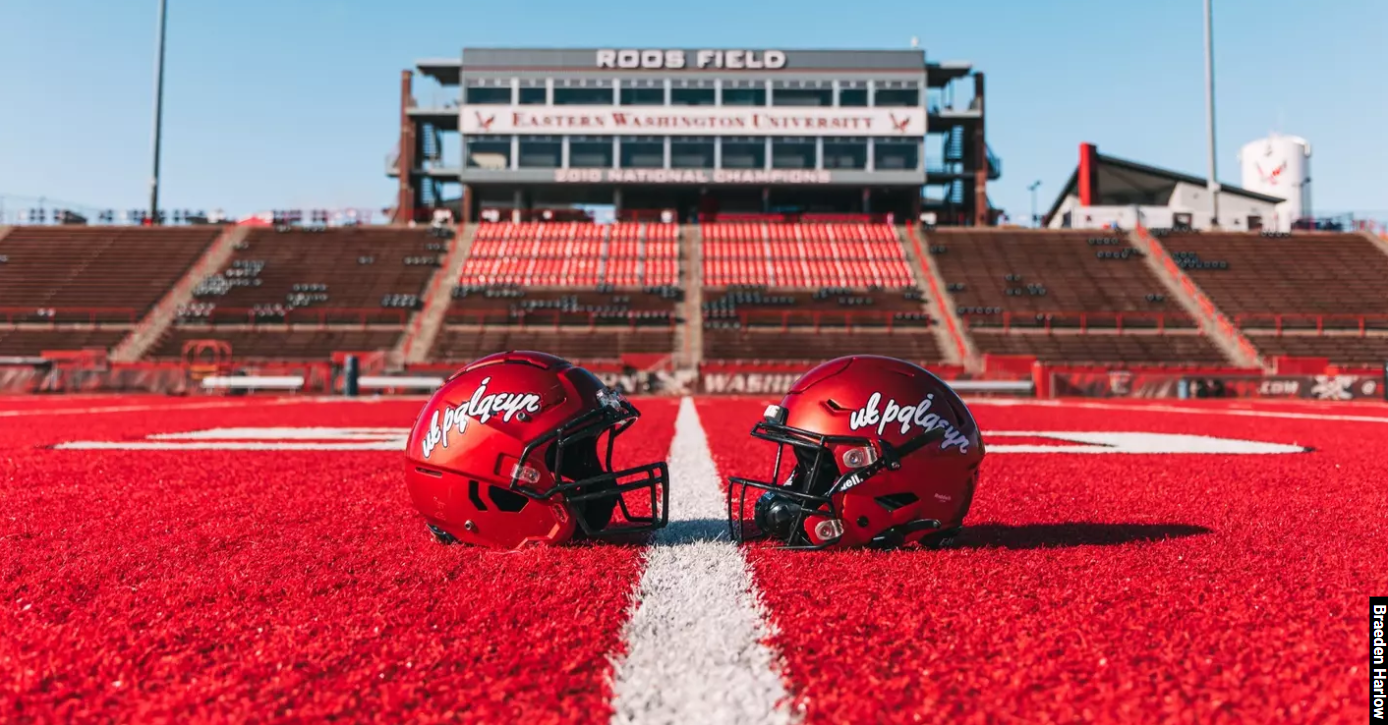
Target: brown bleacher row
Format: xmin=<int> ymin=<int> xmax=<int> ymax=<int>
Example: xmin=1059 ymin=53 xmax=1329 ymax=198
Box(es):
xmin=969 ymin=331 xmax=1230 ymax=365
xmin=0 ymin=328 xmax=130 ymax=357
xmin=156 ymin=227 xmax=444 ymax=360
xmin=927 ymin=229 xmax=1191 ymax=329
xmin=703 ymin=288 xmax=931 ymax=334
xmin=430 ymin=327 xmax=675 ymax=363
xmin=151 ymin=328 xmax=404 ymax=360
xmin=1242 ymin=333 xmax=1388 ymax=366
xmin=1157 ymin=231 xmax=1388 ymax=328
xmin=0 ymin=227 xmax=221 ymax=321
xmin=704 ymin=329 xmax=942 ymax=362
xmin=447 ymin=288 xmax=680 ymax=328
xmin=183 ymin=227 xmax=441 ymax=319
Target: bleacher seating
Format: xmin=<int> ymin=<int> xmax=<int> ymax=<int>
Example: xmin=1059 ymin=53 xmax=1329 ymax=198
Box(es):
xmin=1159 ymin=231 xmax=1388 ymax=324
xmin=969 ymin=331 xmax=1229 ymax=366
xmin=449 ymin=288 xmax=680 ymax=327
xmin=0 ymin=226 xmax=225 ymax=357
xmin=181 ymin=227 xmax=441 ymax=320
xmin=431 ymin=327 xmax=674 ymax=364
xmin=0 ymin=328 xmax=130 ymax=357
xmin=460 ymin=222 xmax=679 ymax=287
xmin=703 ymin=287 xmax=929 ymax=329
xmin=1157 ymin=230 xmax=1388 ymax=365
xmin=150 ymin=328 xmax=404 ymax=361
xmin=928 ymin=229 xmax=1188 ymax=328
xmin=924 ymin=228 xmax=1228 ymax=366
xmin=0 ymin=224 xmax=220 ymax=312
xmin=437 ymin=222 xmax=682 ymax=364
xmin=0 ymin=226 xmax=221 ymax=321
xmin=149 ymin=226 xmax=445 ymax=361
xmin=701 ymin=222 xmax=913 ymax=287
xmin=704 ymin=329 xmax=941 ymax=363
xmin=696 ymin=223 xmax=929 ymax=363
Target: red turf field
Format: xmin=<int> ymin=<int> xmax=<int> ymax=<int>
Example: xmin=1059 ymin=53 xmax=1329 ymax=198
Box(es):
xmin=2 ymin=395 xmax=1384 ymax=723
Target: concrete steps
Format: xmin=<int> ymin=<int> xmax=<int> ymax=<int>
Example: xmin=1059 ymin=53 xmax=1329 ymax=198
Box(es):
xmin=1128 ymin=227 xmax=1263 ymax=369
xmin=110 ymin=224 xmax=250 ymax=363
xmin=902 ymin=224 xmax=978 ymax=370
xmin=678 ymin=224 xmax=703 ymax=370
xmin=401 ymin=224 xmax=475 ymax=364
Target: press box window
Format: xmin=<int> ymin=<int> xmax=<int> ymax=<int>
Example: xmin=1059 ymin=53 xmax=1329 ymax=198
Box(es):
xmin=465 ymin=137 xmax=512 ymax=169
xmin=621 ymin=88 xmax=665 ymax=105
xmin=518 ymin=136 xmax=562 ymax=168
xmin=671 ymin=137 xmax=714 ymax=169
xmin=839 ymin=89 xmax=869 ymax=107
xmin=722 ymin=137 xmax=766 ymax=169
xmin=722 ymin=88 xmax=766 ymax=106
xmin=569 ymin=137 xmax=614 ymax=168
xmin=874 ymin=138 xmax=920 ymax=170
xmin=554 ymin=86 xmax=615 ymax=105
xmin=772 ymin=138 xmax=816 ymax=169
xmin=518 ymin=87 xmax=546 ymax=105
xmin=671 ymin=88 xmax=715 ymax=106
xmin=621 ymin=137 xmax=665 ymax=169
xmin=465 ymin=86 xmax=512 ymax=105
xmin=773 ymin=88 xmax=833 ymax=107
xmin=823 ymin=138 xmax=868 ymax=170
xmin=874 ymin=88 xmax=920 ymax=107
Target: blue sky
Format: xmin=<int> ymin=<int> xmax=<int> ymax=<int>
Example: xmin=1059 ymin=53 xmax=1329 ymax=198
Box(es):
xmin=1 ymin=0 xmax=1383 ymax=221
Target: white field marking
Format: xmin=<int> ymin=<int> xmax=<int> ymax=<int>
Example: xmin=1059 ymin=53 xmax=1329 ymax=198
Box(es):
xmin=54 ymin=426 xmax=407 ymax=451
xmin=964 ymin=397 xmax=1388 ymax=424
xmin=607 ymin=397 xmax=794 ymax=725
xmin=148 ymin=427 xmax=405 ymax=440
xmin=52 ymin=441 xmax=403 ymax=451
xmin=985 ymin=431 xmax=1308 ymax=454
xmin=0 ymin=396 xmax=381 ymax=419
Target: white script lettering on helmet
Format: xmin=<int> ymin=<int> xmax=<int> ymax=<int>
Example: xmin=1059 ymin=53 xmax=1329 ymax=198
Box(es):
xmin=848 ymin=392 xmax=970 ymax=453
xmin=421 ymin=377 xmax=543 ymax=459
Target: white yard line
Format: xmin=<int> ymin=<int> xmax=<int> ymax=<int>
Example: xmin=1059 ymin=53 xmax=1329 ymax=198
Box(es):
xmin=608 ymin=397 xmax=795 ymax=725
xmin=966 ymin=397 xmax=1388 ymax=424
xmin=0 ymin=396 xmax=402 ymax=419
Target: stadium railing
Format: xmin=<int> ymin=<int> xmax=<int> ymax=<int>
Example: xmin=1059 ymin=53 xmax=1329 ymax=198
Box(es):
xmin=958 ymin=310 xmax=1197 ymax=332
xmin=1231 ymin=313 xmax=1388 ymax=334
xmin=178 ymin=307 xmax=411 ymax=327
xmin=441 ymin=309 xmax=676 ymax=330
xmin=0 ymin=307 xmax=140 ymax=325
xmin=719 ymin=309 xmax=931 ymax=331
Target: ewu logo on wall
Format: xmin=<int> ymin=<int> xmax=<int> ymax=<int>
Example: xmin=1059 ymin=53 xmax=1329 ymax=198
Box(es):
xmin=699 ymin=372 xmax=800 ymax=395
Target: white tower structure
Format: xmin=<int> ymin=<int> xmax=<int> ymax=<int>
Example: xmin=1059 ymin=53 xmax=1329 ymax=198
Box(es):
xmin=1238 ymin=133 xmax=1311 ymax=230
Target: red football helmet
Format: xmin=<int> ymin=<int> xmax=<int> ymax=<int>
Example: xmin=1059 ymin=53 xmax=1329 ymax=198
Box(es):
xmin=404 ymin=351 xmax=668 ymax=549
xmin=728 ymin=355 xmax=984 ymax=549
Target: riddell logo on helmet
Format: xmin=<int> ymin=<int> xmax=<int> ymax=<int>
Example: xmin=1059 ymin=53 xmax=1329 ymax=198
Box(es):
xmin=848 ymin=392 xmax=971 ymax=453
xmin=421 ymin=377 xmax=543 ymax=459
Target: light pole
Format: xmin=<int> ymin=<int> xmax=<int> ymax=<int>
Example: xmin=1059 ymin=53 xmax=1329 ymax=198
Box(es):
xmin=1203 ymin=0 xmax=1219 ymax=227
xmin=1028 ymin=180 xmax=1042 ymax=228
xmin=149 ymin=0 xmax=168 ymax=225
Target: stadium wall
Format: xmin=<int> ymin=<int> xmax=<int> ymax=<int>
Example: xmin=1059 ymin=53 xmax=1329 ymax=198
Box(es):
xmin=1049 ymin=184 xmax=1279 ymax=231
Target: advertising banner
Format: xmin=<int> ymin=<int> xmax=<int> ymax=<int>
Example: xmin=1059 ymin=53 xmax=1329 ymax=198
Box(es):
xmin=461 ymin=105 xmax=926 ymax=138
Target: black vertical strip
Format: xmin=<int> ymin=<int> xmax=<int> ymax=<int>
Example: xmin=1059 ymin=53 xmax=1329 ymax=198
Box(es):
xmin=1373 ymin=596 xmax=1387 ymax=724
xmin=468 ymin=479 xmax=487 ymax=511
